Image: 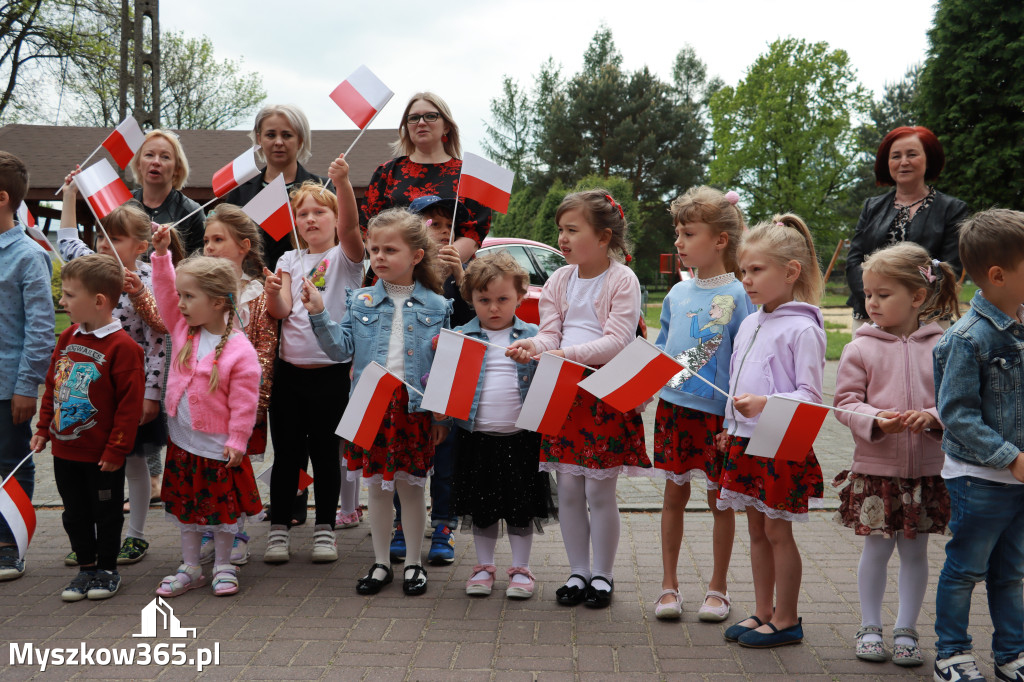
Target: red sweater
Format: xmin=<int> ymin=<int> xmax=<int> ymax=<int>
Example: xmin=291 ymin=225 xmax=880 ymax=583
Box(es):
xmin=36 ymin=324 xmax=145 ymax=467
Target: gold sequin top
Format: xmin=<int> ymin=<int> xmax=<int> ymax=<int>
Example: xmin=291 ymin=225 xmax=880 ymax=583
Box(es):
xmin=245 ymin=292 xmax=278 ymax=421
xmin=128 ymin=287 xmax=167 ymax=335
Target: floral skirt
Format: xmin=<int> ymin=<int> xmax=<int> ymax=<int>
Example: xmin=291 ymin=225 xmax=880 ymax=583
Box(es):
xmin=539 ymin=384 xmax=650 ymax=479
xmin=717 ymin=436 xmax=824 ymax=521
xmin=342 ymin=387 xmax=434 ymax=490
xmin=161 ymin=440 xmax=262 ymax=529
xmin=652 ymin=400 xmax=724 ymax=488
xmin=246 ymin=420 xmax=268 ymax=460
xmin=832 ymin=470 xmax=950 ymax=538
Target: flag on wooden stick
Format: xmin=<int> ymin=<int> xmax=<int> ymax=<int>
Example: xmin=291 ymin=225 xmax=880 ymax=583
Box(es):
xmin=420 ymin=329 xmax=488 ymax=420
xmin=101 ymin=116 xmax=146 ymax=170
xmin=211 ymin=147 xmax=260 ymax=197
xmin=0 ymin=454 xmax=36 ymax=560
xmin=578 ymin=337 xmax=682 ymax=413
xmin=336 ymin=362 xmax=403 ymax=450
xmin=74 ymin=159 xmax=133 ymax=219
xmin=241 ymin=174 xmax=293 ymax=241
xmin=744 ymin=396 xmax=828 ymax=461
xmin=515 ymin=353 xmax=587 ymax=436
xmin=457 ymin=153 xmax=514 ymax=214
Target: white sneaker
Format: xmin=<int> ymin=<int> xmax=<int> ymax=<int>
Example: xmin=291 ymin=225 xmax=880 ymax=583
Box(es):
xmin=263 ymin=526 xmax=290 ymax=564
xmin=935 ymin=653 xmax=987 ymax=681
xmin=198 ymin=531 xmax=215 ymax=564
xmin=230 ymin=534 xmax=250 ymax=565
xmin=997 ymin=654 xmax=1024 ymax=682
xmin=311 ymin=525 xmax=338 ymax=563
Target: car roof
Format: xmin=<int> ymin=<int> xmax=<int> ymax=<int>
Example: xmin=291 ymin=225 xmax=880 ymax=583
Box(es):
xmin=480 ymin=237 xmax=561 ymax=255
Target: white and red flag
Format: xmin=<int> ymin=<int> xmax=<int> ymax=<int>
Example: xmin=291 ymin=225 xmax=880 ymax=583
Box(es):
xmin=241 ymin=174 xmax=293 ymax=241
xmin=515 ymin=353 xmax=587 ymax=436
xmin=336 ymin=362 xmax=403 ymax=450
xmin=0 ymin=460 xmax=36 ymax=560
xmin=101 ymin=116 xmax=146 ymax=170
xmin=211 ymin=147 xmax=260 ymax=197
xmin=74 ymin=159 xmax=133 ymax=219
xmin=744 ymin=396 xmax=828 ymax=462
xmin=254 ymin=465 xmax=316 ymax=494
xmin=329 ymin=65 xmax=394 ymax=129
xmin=579 ymin=337 xmax=683 ymax=413
xmin=16 ymin=201 xmax=34 ymax=228
xmin=457 ymin=153 xmax=514 ymax=214
xmin=420 ymin=329 xmax=488 ymax=420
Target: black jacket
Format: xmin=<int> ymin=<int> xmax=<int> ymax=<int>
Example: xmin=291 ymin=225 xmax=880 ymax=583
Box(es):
xmin=132 ymin=188 xmax=205 ymax=256
xmin=845 ymin=189 xmax=968 ymax=318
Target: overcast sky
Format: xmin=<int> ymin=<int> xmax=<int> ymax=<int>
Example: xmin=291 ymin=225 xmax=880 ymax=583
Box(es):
xmin=160 ymin=0 xmax=937 ymax=156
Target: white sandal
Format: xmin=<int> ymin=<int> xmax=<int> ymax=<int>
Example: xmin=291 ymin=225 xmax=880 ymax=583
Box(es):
xmin=211 ymin=564 xmax=239 ymax=596
xmin=156 ymin=563 xmax=205 ymax=597
xmin=654 ymin=588 xmax=682 ymax=620
xmin=697 ymin=589 xmax=731 ymax=622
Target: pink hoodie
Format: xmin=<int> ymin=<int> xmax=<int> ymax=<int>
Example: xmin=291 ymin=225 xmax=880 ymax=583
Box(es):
xmin=833 ymin=322 xmax=944 ymax=478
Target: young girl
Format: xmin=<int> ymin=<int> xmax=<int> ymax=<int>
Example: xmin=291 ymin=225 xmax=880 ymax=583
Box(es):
xmin=59 ymin=176 xmax=166 ymax=567
xmin=262 ymin=157 xmax=363 ymax=563
xmin=507 ymin=189 xmax=649 ymax=609
xmin=301 ymin=208 xmax=450 ymax=596
xmin=718 ymin=214 xmax=825 ymax=648
xmin=832 ymin=243 xmax=958 ymax=666
xmin=149 ymin=226 xmax=262 ymax=596
xmin=652 ymin=187 xmax=755 ymax=621
xmin=452 ymin=251 xmax=553 ymax=599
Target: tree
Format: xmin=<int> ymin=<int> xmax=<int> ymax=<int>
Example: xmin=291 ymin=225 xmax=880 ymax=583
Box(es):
xmin=709 ymin=38 xmax=871 ymax=246
xmin=481 ymin=76 xmax=533 ymax=186
xmin=917 ymin=0 xmax=1024 ymax=210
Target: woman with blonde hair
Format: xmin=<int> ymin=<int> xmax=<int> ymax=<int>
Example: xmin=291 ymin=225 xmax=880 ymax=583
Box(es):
xmin=129 ymin=129 xmax=204 ymax=255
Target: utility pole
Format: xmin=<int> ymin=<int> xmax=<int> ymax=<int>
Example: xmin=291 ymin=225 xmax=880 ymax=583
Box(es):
xmin=117 ymin=0 xmax=159 ymax=129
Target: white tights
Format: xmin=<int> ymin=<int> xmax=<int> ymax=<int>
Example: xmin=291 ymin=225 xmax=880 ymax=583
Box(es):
xmin=557 ymin=472 xmax=619 ymax=590
xmin=338 ymin=453 xmax=359 ymax=515
xmin=472 ymin=524 xmax=534 ymax=582
xmin=125 ymin=456 xmax=150 ymax=541
xmin=181 ymin=529 xmax=233 ymax=567
xmin=858 ymin=533 xmax=930 ymax=642
xmin=368 ymin=480 xmax=425 ymax=579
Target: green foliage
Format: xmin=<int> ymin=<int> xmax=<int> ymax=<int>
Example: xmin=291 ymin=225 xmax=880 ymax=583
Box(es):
xmin=826 ymin=331 xmax=852 ymax=361
xmin=917 ymin=1 xmax=1024 ymax=210
xmin=709 ymin=38 xmax=871 ymax=248
xmin=50 ymin=258 xmax=62 ymax=307
xmin=481 ymin=76 xmax=534 ymax=186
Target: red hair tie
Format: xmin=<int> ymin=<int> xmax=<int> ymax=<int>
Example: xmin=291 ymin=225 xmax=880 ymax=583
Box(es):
xmin=624 ymin=254 xmax=633 ymax=263
xmin=604 ymin=194 xmax=624 ymax=220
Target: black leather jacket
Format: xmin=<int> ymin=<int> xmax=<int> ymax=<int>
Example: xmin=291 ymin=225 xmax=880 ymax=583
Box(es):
xmin=845 ymin=189 xmax=968 ymax=318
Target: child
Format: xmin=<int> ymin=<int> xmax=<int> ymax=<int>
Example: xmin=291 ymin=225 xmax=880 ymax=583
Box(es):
xmin=149 ymin=226 xmax=262 ymax=596
xmin=262 ymin=157 xmax=363 ymax=563
xmin=453 ymin=251 xmax=552 ymax=599
xmin=717 ymin=214 xmax=825 ymax=648
xmin=0 ymin=152 xmax=55 ymax=581
xmin=59 ymin=175 xmax=166 ymax=567
xmin=832 ymin=242 xmax=959 ymax=666
xmin=303 ymin=207 xmax=450 ymax=596
xmin=933 ymin=209 xmax=1024 ymax=682
xmin=194 ymin=203 xmax=278 ymax=566
xmin=652 ymin=187 xmax=754 ymax=620
xmin=31 ymin=254 xmax=145 ymax=600
xmin=507 ymin=189 xmax=649 ymax=609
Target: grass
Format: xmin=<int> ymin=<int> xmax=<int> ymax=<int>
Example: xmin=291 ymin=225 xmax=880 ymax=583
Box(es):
xmin=826 ymin=331 xmax=851 ymax=361
xmin=55 ymin=311 xmax=70 ymax=336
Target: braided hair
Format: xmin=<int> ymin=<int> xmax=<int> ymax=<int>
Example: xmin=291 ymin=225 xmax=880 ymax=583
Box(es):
xmin=173 ymin=255 xmax=240 ymax=392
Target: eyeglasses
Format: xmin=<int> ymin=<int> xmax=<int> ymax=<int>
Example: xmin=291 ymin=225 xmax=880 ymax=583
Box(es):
xmin=406 ymin=112 xmax=441 ymax=125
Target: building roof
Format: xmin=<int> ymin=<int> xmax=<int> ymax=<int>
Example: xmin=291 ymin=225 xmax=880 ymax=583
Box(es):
xmin=0 ymin=124 xmax=397 ymax=201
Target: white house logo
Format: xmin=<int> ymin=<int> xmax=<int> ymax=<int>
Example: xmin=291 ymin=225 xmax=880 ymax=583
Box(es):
xmin=133 ymin=597 xmax=196 ymax=638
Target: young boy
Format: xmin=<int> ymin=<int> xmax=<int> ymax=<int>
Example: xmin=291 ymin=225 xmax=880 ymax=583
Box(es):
xmin=0 ymin=152 xmax=54 ymax=581
xmin=933 ymin=208 xmax=1024 ymax=682
xmin=30 ymin=254 xmax=145 ymax=601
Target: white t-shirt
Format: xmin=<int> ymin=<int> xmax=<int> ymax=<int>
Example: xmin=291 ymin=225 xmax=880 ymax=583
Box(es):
xmin=278 ymin=245 xmax=363 ymax=364
xmin=474 ymin=327 xmax=523 ymax=434
xmin=560 ymin=267 xmax=607 ymax=349
xmin=941 ymin=454 xmax=1023 ymax=485
xmin=384 ymin=282 xmax=415 ymax=376
xmin=168 ymin=328 xmax=230 ymax=460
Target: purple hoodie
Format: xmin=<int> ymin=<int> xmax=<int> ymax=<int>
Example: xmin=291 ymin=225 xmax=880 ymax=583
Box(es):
xmin=725 ymin=301 xmax=826 ymax=438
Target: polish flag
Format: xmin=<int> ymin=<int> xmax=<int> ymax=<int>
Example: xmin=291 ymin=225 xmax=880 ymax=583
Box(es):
xmin=420 ymin=329 xmax=488 ymax=420
xmin=744 ymin=396 xmax=828 ymax=462
xmin=329 ymin=65 xmax=394 ymax=129
xmin=336 ymin=362 xmax=403 ymax=450
xmin=0 ymin=475 xmax=36 ymax=560
xmin=74 ymin=159 xmax=133 ymax=219
xmin=515 ymin=353 xmax=587 ymax=436
xmin=101 ymin=116 xmax=146 ymax=170
xmin=579 ymin=337 xmax=683 ymax=413
xmin=458 ymin=153 xmax=514 ymax=214
xmin=254 ymin=465 xmax=316 ymax=494
xmin=16 ymin=202 xmax=35 ymax=228
xmin=211 ymin=147 xmax=260 ymax=197
xmin=241 ymin=174 xmax=293 ymax=241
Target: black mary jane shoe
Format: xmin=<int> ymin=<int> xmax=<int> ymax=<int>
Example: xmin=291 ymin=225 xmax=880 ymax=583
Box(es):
xmin=555 ymin=574 xmax=590 ymax=606
xmin=356 ymin=563 xmax=393 ymax=595
xmin=403 ymin=564 xmax=428 ymax=596
xmin=583 ymin=576 xmax=614 ymax=609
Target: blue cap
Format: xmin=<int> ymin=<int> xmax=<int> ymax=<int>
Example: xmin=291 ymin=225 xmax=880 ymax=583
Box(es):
xmin=409 ymin=195 xmax=461 ymax=218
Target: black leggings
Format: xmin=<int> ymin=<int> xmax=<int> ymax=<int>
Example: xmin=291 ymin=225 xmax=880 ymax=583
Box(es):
xmin=53 ymin=457 xmax=125 ymax=571
xmin=269 ymin=360 xmax=350 ymax=527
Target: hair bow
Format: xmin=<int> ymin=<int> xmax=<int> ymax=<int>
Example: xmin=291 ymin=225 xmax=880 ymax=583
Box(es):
xmin=918 ymin=264 xmax=937 ymax=283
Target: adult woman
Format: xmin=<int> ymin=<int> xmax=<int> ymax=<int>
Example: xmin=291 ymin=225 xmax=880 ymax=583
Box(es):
xmin=360 ymin=92 xmax=491 ymax=263
xmin=130 ymin=130 xmax=204 ymax=255
xmin=846 ymin=126 xmax=968 ymax=325
xmin=223 ymin=104 xmax=331 ymax=271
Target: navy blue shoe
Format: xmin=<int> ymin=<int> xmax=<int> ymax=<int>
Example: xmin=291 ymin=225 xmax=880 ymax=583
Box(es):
xmin=427 ymin=525 xmax=455 ymax=565
xmin=737 ymin=618 xmax=803 ymax=648
xmin=724 ymin=615 xmax=765 ymax=642
xmin=389 ymin=525 xmax=406 ymax=564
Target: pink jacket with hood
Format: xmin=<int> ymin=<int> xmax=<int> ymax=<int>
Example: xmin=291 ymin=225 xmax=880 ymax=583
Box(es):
xmin=833 ymin=322 xmax=944 ymax=478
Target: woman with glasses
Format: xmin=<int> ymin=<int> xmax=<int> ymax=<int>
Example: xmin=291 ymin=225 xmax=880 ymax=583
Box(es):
xmin=129 ymin=129 xmax=205 ymax=256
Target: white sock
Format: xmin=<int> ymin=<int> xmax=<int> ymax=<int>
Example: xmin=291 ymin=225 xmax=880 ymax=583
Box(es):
xmin=125 ymin=456 xmax=150 ymax=541
xmin=237 ymin=516 xmax=246 ymax=536
xmin=339 ymin=471 xmax=359 ymax=516
xmin=858 ymin=534 xmax=896 ymax=640
xmin=586 ymin=475 xmax=620 ymax=585
xmin=509 ymin=532 xmax=533 ymax=584
xmin=181 ymin=529 xmax=202 ymax=566
xmin=556 ymin=472 xmax=590 ymax=588
xmin=368 ymin=484 xmax=393 ymax=573
xmin=895 ymin=533 xmax=929 ymax=644
xmin=473 ymin=524 xmax=499 ymax=568
xmin=396 ymin=480 xmax=426 ymax=568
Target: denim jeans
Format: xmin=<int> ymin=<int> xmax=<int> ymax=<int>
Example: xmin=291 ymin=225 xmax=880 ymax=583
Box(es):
xmin=0 ymin=400 xmax=35 ymax=546
xmin=935 ymin=476 xmax=1024 ymax=664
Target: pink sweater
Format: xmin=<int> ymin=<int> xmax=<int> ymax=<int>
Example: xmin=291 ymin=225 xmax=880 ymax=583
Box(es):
xmin=531 ymin=260 xmax=642 ymax=365
xmin=833 ymin=322 xmax=944 ymax=478
xmin=151 ymin=253 xmax=261 ymax=452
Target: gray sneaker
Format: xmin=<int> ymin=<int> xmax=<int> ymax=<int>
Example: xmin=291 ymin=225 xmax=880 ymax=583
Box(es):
xmin=0 ymin=545 xmax=25 ymax=581
xmin=61 ymin=570 xmax=95 ymax=602
xmin=86 ymin=569 xmax=121 ymax=600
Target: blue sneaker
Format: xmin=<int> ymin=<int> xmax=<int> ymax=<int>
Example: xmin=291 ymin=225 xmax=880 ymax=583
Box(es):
xmin=389 ymin=525 xmax=406 ymax=563
xmin=427 ymin=525 xmax=455 ymax=565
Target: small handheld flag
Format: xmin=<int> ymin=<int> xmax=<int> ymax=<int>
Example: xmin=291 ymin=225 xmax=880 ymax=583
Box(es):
xmin=74 ymin=159 xmax=133 ymax=220
xmin=515 ymin=353 xmax=587 ymax=436
xmin=457 ymin=153 xmax=514 ymax=215
xmin=420 ymin=329 xmax=488 ymax=420
xmin=102 ymin=116 xmax=146 ymax=170
xmin=329 ymin=65 xmax=394 ymax=130
xmin=744 ymin=396 xmax=829 ymax=461
xmin=212 ymin=147 xmax=261 ymax=198
xmin=578 ymin=337 xmax=683 ymax=413
xmin=336 ymin=362 xmax=403 ymax=450
xmin=0 ymin=453 xmax=37 ymax=560
xmin=241 ymin=174 xmax=294 ymax=242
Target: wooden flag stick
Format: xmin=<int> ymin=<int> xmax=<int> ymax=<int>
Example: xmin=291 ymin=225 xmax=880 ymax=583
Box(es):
xmin=168 ymin=196 xmax=217 ymax=229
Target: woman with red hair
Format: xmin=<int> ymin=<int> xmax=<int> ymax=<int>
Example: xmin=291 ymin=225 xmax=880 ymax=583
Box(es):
xmin=846 ymin=126 xmax=968 ymax=327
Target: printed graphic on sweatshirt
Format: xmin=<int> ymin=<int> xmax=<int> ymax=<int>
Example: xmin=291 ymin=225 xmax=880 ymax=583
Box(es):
xmin=666 ymin=294 xmax=737 ymax=398
xmin=52 ymin=352 xmax=102 ymax=439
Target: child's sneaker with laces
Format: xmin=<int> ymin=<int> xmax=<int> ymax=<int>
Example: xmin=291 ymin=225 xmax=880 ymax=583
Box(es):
xmin=311 ymin=525 xmax=338 ymax=563
xmin=86 ymin=569 xmax=121 ymax=600
xmin=997 ymin=654 xmax=1024 ymax=682
xmin=199 ymin=531 xmax=215 ymax=564
xmin=427 ymin=525 xmax=455 ymax=565
xmin=116 ymin=537 xmax=149 ymax=565
xmin=230 ymin=533 xmax=250 ymax=565
xmin=935 ymin=653 xmax=987 ymax=681
xmin=61 ymin=570 xmax=95 ymax=602
xmin=0 ymin=545 xmax=25 ymax=581
xmin=389 ymin=525 xmax=406 ymax=563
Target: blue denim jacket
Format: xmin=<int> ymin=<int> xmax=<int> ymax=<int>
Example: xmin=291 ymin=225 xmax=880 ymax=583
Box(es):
xmin=934 ymin=290 xmax=1024 ymax=469
xmin=308 ymin=279 xmax=451 ymax=412
xmin=453 ymin=316 xmax=539 ymax=432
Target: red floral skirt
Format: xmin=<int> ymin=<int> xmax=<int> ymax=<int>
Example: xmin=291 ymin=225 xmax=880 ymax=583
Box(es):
xmin=161 ymin=441 xmax=262 ymax=527
xmin=652 ymin=400 xmax=724 ymax=488
xmin=246 ymin=421 xmax=268 ymax=457
xmin=342 ymin=387 xmax=434 ymax=488
xmin=832 ymin=470 xmax=950 ymax=538
xmin=717 ymin=436 xmax=823 ymax=520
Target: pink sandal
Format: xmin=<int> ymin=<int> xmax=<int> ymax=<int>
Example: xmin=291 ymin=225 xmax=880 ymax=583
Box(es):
xmin=211 ymin=564 xmax=239 ymax=596
xmin=505 ymin=567 xmax=536 ymax=600
xmin=156 ymin=564 xmax=205 ymax=597
xmin=465 ymin=564 xmax=496 ymax=596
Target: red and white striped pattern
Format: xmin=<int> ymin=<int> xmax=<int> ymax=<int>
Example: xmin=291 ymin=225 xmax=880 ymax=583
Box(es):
xmin=744 ymin=396 xmax=828 ymax=461
xmin=420 ymin=329 xmax=488 ymax=420
xmin=0 ymin=473 xmax=35 ymax=560
xmin=241 ymin=174 xmax=293 ymax=241
xmin=328 ymin=65 xmax=394 ymax=129
xmin=515 ymin=353 xmax=587 ymax=436
xmin=101 ymin=116 xmax=145 ymax=170
xmin=74 ymin=159 xmax=133 ymax=219
xmin=336 ymin=362 xmax=403 ymax=450
xmin=16 ymin=202 xmax=34 ymax=228
xmin=578 ymin=337 xmax=683 ymax=413
xmin=211 ymin=147 xmax=260 ymax=197
xmin=458 ymin=153 xmax=514 ymax=214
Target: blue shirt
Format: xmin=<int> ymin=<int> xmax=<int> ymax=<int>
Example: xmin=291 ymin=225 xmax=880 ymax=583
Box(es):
xmin=0 ymin=227 xmax=55 ymax=399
